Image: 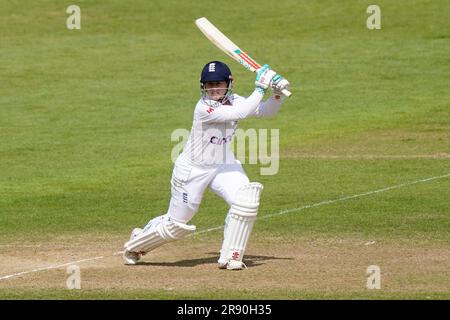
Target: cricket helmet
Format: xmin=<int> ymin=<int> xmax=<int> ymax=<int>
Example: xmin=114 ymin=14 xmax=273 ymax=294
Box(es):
xmin=200 ymin=61 xmax=233 ymax=84
xmin=200 ymin=61 xmax=233 ymax=102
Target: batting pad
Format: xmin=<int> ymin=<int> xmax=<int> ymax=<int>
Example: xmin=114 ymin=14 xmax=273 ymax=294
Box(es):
xmin=124 ymin=217 xmax=196 ymax=254
xmin=219 ymin=182 xmax=263 ymax=263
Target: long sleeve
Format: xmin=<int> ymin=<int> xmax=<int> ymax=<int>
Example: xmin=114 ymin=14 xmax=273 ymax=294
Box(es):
xmin=253 ymin=95 xmax=284 ymax=118
xmin=197 ymin=90 xmax=264 ymax=123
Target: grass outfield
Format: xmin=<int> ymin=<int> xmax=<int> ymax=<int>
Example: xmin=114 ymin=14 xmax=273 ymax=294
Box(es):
xmin=0 ymin=1 xmax=449 ymax=299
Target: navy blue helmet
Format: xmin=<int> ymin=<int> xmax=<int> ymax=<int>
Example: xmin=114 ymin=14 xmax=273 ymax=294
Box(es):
xmin=200 ymin=61 xmax=233 ymax=84
xmin=200 ymin=61 xmax=233 ymax=102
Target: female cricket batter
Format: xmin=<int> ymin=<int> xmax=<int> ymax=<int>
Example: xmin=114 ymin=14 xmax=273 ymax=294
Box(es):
xmin=123 ymin=61 xmax=289 ymax=270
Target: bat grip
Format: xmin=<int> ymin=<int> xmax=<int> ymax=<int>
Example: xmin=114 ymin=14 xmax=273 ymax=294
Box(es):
xmin=281 ymin=89 xmax=292 ymax=97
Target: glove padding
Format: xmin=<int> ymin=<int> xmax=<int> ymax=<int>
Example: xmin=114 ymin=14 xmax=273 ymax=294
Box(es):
xmin=271 ymin=74 xmax=290 ymax=95
xmin=255 ymin=64 xmax=277 ymax=91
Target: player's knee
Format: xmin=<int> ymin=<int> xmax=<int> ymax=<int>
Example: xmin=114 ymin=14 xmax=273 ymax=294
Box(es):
xmin=160 ymin=217 xmax=197 ymax=240
xmin=168 ymin=195 xmax=201 ymax=224
xmin=230 ymin=182 xmax=263 ymax=217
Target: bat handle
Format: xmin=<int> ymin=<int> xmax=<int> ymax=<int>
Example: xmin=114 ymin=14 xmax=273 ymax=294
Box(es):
xmin=281 ymin=89 xmax=292 ymax=97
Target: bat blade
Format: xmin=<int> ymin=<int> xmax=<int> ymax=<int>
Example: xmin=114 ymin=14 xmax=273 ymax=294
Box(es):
xmin=195 ymin=17 xmax=260 ymax=71
xmin=195 ymin=17 xmax=291 ymax=97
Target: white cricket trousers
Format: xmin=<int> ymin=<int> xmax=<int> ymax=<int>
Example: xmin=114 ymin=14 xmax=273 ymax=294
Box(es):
xmin=167 ymin=155 xmax=250 ymax=223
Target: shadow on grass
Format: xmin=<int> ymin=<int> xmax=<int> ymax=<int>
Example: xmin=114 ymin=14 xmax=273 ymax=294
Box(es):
xmin=131 ymin=252 xmax=294 ymax=268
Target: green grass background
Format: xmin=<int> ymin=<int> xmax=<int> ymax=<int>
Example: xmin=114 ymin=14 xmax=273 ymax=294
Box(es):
xmin=0 ymin=0 xmax=449 ymax=299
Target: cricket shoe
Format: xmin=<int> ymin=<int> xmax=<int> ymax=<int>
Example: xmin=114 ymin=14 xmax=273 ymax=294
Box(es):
xmin=123 ymin=228 xmax=144 ymax=265
xmin=123 ymin=250 xmax=142 ymax=265
xmin=218 ymin=259 xmax=247 ymax=270
xmin=218 ymin=258 xmax=227 ymax=269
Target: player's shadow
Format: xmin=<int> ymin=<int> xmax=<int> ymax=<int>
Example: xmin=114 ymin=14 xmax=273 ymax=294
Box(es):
xmin=135 ymin=252 xmax=293 ymax=268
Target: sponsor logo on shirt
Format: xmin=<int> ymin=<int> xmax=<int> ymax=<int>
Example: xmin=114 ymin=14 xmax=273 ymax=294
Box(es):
xmin=210 ymin=135 xmax=233 ymax=145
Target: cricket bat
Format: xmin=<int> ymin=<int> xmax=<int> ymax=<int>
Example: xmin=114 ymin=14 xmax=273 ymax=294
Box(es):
xmin=195 ymin=17 xmax=292 ymax=97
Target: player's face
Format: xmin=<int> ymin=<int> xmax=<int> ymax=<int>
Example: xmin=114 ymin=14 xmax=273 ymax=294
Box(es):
xmin=205 ymin=81 xmax=228 ymax=101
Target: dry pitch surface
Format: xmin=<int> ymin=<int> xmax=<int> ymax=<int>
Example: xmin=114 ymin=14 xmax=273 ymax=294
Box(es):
xmin=1 ymin=233 xmax=449 ymax=299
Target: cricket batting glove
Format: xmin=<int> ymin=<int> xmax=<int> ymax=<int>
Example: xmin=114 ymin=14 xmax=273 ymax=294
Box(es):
xmin=271 ymin=74 xmax=290 ymax=95
xmin=255 ymin=64 xmax=276 ymax=94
